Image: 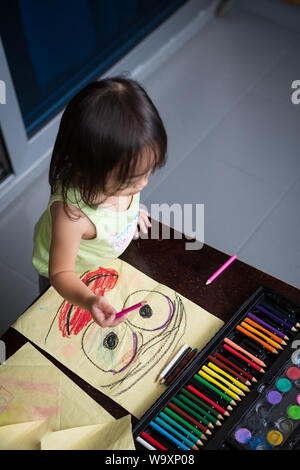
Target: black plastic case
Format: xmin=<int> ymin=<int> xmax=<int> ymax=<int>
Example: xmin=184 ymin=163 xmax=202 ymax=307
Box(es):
xmin=132 ymin=286 xmax=300 ymax=450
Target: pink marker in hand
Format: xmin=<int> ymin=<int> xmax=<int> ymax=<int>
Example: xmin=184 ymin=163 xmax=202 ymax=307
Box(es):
xmin=115 ymin=301 xmax=146 ymax=318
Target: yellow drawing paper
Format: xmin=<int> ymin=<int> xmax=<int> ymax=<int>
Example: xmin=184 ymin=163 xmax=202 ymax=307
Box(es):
xmin=0 ymin=419 xmax=50 ymax=450
xmin=0 ymin=343 xmax=115 ymax=449
xmin=41 ymin=415 xmax=135 ymax=450
xmin=13 ymin=259 xmax=224 ymax=418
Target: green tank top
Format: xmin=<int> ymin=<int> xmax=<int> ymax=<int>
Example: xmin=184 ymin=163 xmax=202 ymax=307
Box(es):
xmin=32 ymin=186 xmax=140 ymax=277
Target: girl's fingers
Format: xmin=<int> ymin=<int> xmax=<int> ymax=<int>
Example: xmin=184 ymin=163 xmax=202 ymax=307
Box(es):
xmin=138 ymin=218 xmax=148 ymax=234
xmin=141 ymin=214 xmax=151 ymax=227
xmin=101 ymin=314 xmax=127 ymax=328
xmin=139 ymin=210 xmax=151 ymax=222
xmin=91 ymin=299 xmax=128 ymax=327
xmin=99 ymin=301 xmax=117 ymax=317
xmin=112 ymin=315 xmax=127 ymax=326
xmin=139 ymin=213 xmax=151 ymax=229
xmin=139 ymin=214 xmax=150 ymax=224
xmin=139 ymin=208 xmax=150 ymax=216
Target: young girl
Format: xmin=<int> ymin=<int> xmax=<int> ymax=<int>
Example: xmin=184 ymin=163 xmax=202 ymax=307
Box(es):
xmin=32 ymin=76 xmax=167 ymax=329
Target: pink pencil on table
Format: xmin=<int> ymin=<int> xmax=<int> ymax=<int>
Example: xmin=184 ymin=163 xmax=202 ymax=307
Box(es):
xmin=206 ymin=254 xmax=237 ymax=285
xmin=115 ymin=301 xmax=146 ymax=318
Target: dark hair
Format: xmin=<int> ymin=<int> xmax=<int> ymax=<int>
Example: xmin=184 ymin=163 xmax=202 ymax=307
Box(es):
xmin=49 ymin=76 xmax=167 ymax=217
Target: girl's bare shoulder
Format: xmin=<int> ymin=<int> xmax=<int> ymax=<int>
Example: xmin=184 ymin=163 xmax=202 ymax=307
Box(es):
xmin=50 ymin=201 xmax=94 ymax=239
xmin=50 ymin=200 xmax=84 ymax=220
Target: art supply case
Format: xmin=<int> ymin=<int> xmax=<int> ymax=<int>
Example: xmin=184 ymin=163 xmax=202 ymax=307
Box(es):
xmin=132 ymin=286 xmax=300 ymax=450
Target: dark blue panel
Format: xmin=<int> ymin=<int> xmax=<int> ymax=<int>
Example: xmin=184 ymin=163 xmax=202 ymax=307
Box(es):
xmin=0 ymin=0 xmax=188 ymax=136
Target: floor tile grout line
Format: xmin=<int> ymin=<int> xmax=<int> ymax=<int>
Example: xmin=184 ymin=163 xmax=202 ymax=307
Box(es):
xmin=236 ymin=173 xmax=300 ymax=254
xmin=144 ymin=38 xmax=295 ymax=201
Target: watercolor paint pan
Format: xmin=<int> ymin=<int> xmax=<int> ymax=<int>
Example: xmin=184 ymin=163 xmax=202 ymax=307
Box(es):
xmin=133 ymin=286 xmax=300 ymax=450
xmin=228 ymin=356 xmax=300 ymax=450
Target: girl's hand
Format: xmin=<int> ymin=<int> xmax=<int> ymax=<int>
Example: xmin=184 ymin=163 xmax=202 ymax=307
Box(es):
xmin=88 ymin=296 xmax=126 ymax=328
xmin=134 ymin=208 xmax=151 ymax=239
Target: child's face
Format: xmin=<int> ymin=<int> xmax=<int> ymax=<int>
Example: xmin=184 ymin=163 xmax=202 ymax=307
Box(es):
xmin=116 ymin=169 xmax=152 ymax=196
xmin=105 ymin=153 xmax=154 ymax=197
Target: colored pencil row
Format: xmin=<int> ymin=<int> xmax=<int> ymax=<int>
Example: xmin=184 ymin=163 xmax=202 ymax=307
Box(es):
xmin=136 ymin=296 xmax=299 ymax=450
xmin=158 ymin=345 xmax=198 ymax=385
xmin=139 ymin=345 xmax=255 ymax=449
xmin=233 ymin=299 xmax=298 ymax=359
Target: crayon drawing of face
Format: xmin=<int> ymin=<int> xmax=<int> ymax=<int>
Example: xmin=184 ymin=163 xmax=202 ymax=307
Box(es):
xmin=45 ymin=268 xmax=187 ymax=396
xmin=82 ymin=289 xmax=187 ymax=396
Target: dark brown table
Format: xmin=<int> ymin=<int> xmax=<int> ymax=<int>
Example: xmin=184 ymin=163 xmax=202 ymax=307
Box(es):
xmin=1 ymin=223 xmax=300 ymax=431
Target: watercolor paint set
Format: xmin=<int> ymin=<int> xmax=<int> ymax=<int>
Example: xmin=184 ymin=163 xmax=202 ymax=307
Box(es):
xmin=132 ymin=286 xmax=300 ymax=450
xmin=229 ymin=356 xmax=300 ymax=449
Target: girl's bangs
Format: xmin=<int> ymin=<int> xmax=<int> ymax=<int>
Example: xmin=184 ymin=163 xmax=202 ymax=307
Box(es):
xmin=117 ymin=141 xmax=166 ymax=187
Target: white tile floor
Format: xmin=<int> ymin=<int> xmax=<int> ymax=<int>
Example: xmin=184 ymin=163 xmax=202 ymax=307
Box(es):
xmin=0 ymin=3 xmax=299 ymax=336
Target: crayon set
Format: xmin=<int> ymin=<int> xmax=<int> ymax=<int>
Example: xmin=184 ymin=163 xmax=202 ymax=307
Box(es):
xmin=133 ymin=286 xmax=300 ymax=450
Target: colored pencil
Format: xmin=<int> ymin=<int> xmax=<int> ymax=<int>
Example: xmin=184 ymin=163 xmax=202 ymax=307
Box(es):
xmin=247 ymin=312 xmax=288 ymax=340
xmin=165 ymin=349 xmax=198 ymax=385
xmin=202 ymin=365 xmax=245 ymax=396
xmin=140 ymin=431 xmax=167 ymax=450
xmin=158 ymin=412 xmax=204 ymax=446
xmin=181 ymin=389 xmax=222 ymax=425
xmin=198 ymin=370 xmax=241 ymax=401
xmin=224 ymin=337 xmax=266 ymax=367
xmin=136 ymin=436 xmax=157 ymax=450
xmin=223 ymin=344 xmax=265 ymax=372
xmin=240 ymin=321 xmax=283 ymax=349
xmin=186 ymin=385 xmax=229 ymax=415
xmin=149 ymin=421 xmax=190 ymax=450
xmin=154 ymin=417 xmax=199 ymax=450
xmin=208 ymin=355 xmax=251 ymax=385
xmin=115 ymin=301 xmax=146 ymax=318
xmin=158 ymin=344 xmax=189 ymax=381
xmin=172 ymin=397 xmax=214 ymax=428
xmin=177 ymin=394 xmax=215 ymax=427
xmin=181 ymin=388 xmax=224 ymax=419
xmin=163 ymin=407 xmax=207 ymax=440
xmin=256 ymin=305 xmax=297 ymax=331
xmin=207 ymin=362 xmax=250 ymax=392
xmin=161 ymin=347 xmax=192 ymax=384
xmin=260 ymin=300 xmax=300 ymax=327
xmin=205 ymin=254 xmax=237 ymax=285
xmin=244 ymin=317 xmax=287 ymax=345
xmin=236 ymin=325 xmax=278 ymax=354
xmin=193 ymin=374 xmax=237 ymax=404
xmin=190 ymin=378 xmax=233 ymax=411
xmin=167 ymin=402 xmax=211 ymax=434
xmin=214 ymin=352 xmax=257 ymax=382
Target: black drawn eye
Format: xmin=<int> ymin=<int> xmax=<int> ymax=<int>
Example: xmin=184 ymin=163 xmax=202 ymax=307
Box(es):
xmin=81 ymin=321 xmax=138 ymax=375
xmin=103 ymin=332 xmax=119 ymax=350
xmin=123 ymin=289 xmax=175 ymax=333
xmin=139 ymin=304 xmax=152 ymax=318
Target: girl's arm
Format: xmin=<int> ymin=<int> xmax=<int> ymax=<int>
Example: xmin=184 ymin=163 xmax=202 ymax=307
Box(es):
xmin=48 ymin=202 xmax=125 ymax=328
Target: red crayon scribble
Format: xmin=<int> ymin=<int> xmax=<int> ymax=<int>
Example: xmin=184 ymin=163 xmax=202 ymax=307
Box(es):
xmin=58 ymin=267 xmax=118 ymax=337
